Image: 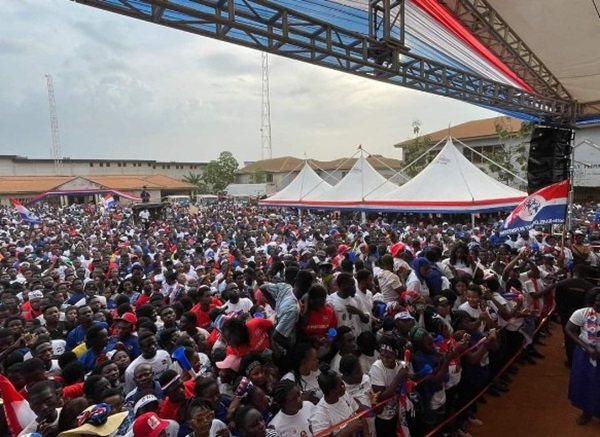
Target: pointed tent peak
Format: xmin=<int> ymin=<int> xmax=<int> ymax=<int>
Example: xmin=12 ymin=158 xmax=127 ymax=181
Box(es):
xmin=358 ymin=144 xmax=362 ymax=150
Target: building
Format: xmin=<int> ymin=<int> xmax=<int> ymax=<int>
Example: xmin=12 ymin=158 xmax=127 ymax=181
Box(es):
xmin=0 ymin=155 xmax=206 ymax=179
xmin=394 ymin=116 xmax=600 ymax=201
xmin=0 ymin=174 xmax=196 ymax=206
xmin=236 ymin=154 xmax=404 ymax=192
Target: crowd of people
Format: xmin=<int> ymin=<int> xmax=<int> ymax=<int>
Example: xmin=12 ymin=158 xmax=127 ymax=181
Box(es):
xmin=0 ymin=199 xmax=599 ymax=437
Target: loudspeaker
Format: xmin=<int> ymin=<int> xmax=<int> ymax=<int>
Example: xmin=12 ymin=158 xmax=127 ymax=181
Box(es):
xmin=527 ymin=126 xmax=573 ymax=194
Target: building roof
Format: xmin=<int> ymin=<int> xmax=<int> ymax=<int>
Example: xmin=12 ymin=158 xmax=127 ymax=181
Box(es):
xmin=0 ymin=155 xmax=207 ymax=166
xmin=394 ymin=116 xmax=523 ymax=147
xmin=238 ymin=154 xmax=403 ymax=174
xmin=0 ymin=174 xmax=195 ymax=195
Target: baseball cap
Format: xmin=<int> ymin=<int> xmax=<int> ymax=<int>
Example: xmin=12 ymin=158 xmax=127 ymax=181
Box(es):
xmin=394 ymin=311 xmax=415 ymax=321
xmin=133 ymin=394 xmax=160 ymax=416
xmin=115 ymin=312 xmax=137 ymax=326
xmin=216 ymin=355 xmax=242 ymax=372
xmin=132 ymin=412 xmax=170 ymax=437
xmin=28 ymin=290 xmax=44 ymax=300
xmin=337 ymin=244 xmax=349 ymax=254
xmin=432 ymin=295 xmax=450 ymax=306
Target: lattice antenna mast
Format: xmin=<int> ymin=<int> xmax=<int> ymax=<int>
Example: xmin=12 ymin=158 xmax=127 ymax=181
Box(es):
xmin=260 ymin=52 xmax=272 ymax=160
xmin=45 ymin=74 xmax=63 ymax=174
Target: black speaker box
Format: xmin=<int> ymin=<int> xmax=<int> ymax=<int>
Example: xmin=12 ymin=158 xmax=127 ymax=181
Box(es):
xmin=527 ymin=126 xmax=572 ymax=193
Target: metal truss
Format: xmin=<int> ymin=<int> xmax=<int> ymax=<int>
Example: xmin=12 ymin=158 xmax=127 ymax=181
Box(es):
xmin=72 ymin=0 xmax=575 ymax=122
xmin=438 ymin=0 xmax=571 ymax=102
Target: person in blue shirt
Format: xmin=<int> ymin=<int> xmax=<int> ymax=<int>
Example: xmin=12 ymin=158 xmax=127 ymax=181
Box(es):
xmin=78 ymin=324 xmax=109 ymax=373
xmin=66 ymin=278 xmax=86 ymax=305
xmin=65 ymin=305 xmax=108 ymax=351
xmin=106 ymin=312 xmax=141 ymax=359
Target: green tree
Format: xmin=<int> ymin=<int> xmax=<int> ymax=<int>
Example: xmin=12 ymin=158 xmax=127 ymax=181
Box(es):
xmin=481 ymin=120 xmax=533 ymax=186
xmin=401 ymin=119 xmax=434 ymax=178
xmin=250 ymin=169 xmax=267 ymax=184
xmin=202 ymin=151 xmax=239 ymax=193
xmin=182 ymin=172 xmax=210 ymax=194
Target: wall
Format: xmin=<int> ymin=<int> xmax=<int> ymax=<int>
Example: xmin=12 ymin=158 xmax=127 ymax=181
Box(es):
xmin=0 ymin=157 xmax=206 ymax=180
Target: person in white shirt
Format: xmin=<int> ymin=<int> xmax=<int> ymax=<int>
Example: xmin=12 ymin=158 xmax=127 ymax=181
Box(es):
xmin=339 ymin=354 xmax=376 ymax=437
xmin=270 ymin=380 xmax=314 ymax=437
xmin=124 ymin=332 xmax=172 ymax=393
xmin=309 ymin=365 xmax=367 ymax=437
xmin=222 ymin=283 xmax=253 ymax=316
xmin=326 ymin=273 xmax=366 ymax=334
xmin=354 ymin=269 xmax=374 ymax=333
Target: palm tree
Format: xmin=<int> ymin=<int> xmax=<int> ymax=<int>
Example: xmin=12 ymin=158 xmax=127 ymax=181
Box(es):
xmin=182 ymin=172 xmax=203 ymax=185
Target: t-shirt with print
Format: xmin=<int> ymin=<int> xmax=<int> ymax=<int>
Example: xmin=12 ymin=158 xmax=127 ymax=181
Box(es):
xmin=124 ymin=350 xmax=172 ymax=393
xmin=369 ymin=360 xmax=400 ymax=420
xmin=270 ymin=401 xmax=314 ymax=437
xmin=298 ymin=305 xmax=337 ymax=339
xmin=326 ymin=293 xmax=360 ymax=333
xmin=309 ymin=392 xmax=357 ymax=436
xmin=570 ymin=307 xmax=600 ymax=351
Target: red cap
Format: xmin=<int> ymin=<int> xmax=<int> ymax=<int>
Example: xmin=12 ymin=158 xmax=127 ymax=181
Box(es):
xmin=133 ymin=412 xmax=169 ymax=437
xmin=390 ymin=242 xmax=405 ymax=258
xmin=115 ymin=312 xmax=137 ymax=326
xmin=337 ymin=244 xmax=349 ymax=254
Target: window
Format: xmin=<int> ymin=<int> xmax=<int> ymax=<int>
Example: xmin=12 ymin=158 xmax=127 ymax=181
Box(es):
xmin=106 ymin=163 xmax=110 ymax=167
xmin=99 ymin=163 xmax=104 ymax=167
xmin=123 ymin=163 xmax=127 ymax=167
xmin=266 ymin=174 xmax=274 ymax=183
xmin=167 ymin=165 xmax=171 ymax=169
xmin=89 ymin=163 xmax=94 ymax=167
xmin=117 ymin=163 xmax=122 ymax=167
xmin=148 ymin=163 xmax=152 ymax=167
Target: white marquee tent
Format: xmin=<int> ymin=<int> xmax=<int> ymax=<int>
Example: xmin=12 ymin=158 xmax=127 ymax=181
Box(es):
xmin=299 ymin=154 xmax=400 ymax=210
xmin=259 ymin=163 xmax=331 ymax=207
xmin=364 ymin=138 xmax=527 ymax=213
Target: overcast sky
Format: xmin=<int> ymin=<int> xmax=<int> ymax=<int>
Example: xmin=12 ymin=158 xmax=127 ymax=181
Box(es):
xmin=1 ymin=0 xmax=498 ymax=165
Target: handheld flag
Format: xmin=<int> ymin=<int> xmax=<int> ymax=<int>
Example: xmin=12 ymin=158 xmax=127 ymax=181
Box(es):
xmin=0 ymin=375 xmax=37 ymax=435
xmin=10 ymin=199 xmax=42 ymax=225
xmin=499 ymin=180 xmax=569 ymax=236
xmin=502 ymin=286 xmax=524 ymax=302
xmin=103 ymin=194 xmax=116 ymax=210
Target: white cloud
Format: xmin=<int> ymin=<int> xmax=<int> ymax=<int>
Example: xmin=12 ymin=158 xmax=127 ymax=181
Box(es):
xmin=0 ymin=0 xmax=497 ymax=164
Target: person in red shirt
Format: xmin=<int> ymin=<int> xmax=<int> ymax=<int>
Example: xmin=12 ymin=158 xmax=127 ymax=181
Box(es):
xmin=190 ymin=286 xmax=219 ymax=330
xmin=298 ymin=284 xmax=337 ymax=346
xmin=222 ymin=316 xmax=274 ymax=357
xmin=23 ymin=290 xmax=44 ymax=321
xmin=158 ymin=370 xmax=187 ymax=422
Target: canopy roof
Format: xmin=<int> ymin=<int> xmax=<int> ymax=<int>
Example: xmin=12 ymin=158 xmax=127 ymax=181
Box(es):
xmin=365 ymin=138 xmax=527 ymax=213
xmin=76 ymin=0 xmax=600 ymax=122
xmin=486 ymin=0 xmax=600 ymax=115
xmin=299 ymin=155 xmax=400 ymax=209
xmin=259 ymin=164 xmax=331 ymax=207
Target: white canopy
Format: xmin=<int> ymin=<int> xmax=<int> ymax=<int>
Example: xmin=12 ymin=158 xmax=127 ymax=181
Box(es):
xmin=259 ymin=163 xmax=331 ymax=207
xmin=365 ymin=138 xmax=527 ymax=213
xmin=300 ymin=154 xmax=400 ymax=210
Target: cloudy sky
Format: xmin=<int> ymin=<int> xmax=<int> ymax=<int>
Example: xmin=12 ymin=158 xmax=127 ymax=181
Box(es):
xmin=1 ymin=0 xmax=497 ymax=165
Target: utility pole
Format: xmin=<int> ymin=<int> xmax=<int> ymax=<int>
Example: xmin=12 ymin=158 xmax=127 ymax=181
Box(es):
xmin=45 ymin=74 xmax=63 ymax=174
xmin=260 ymin=52 xmax=272 ymax=160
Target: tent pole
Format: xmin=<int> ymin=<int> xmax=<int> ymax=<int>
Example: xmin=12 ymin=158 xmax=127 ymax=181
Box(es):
xmin=399 ymin=137 xmax=447 ymax=177
xmin=471 ymin=213 xmax=475 ymax=229
xmin=453 ymin=138 xmax=527 ymax=184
